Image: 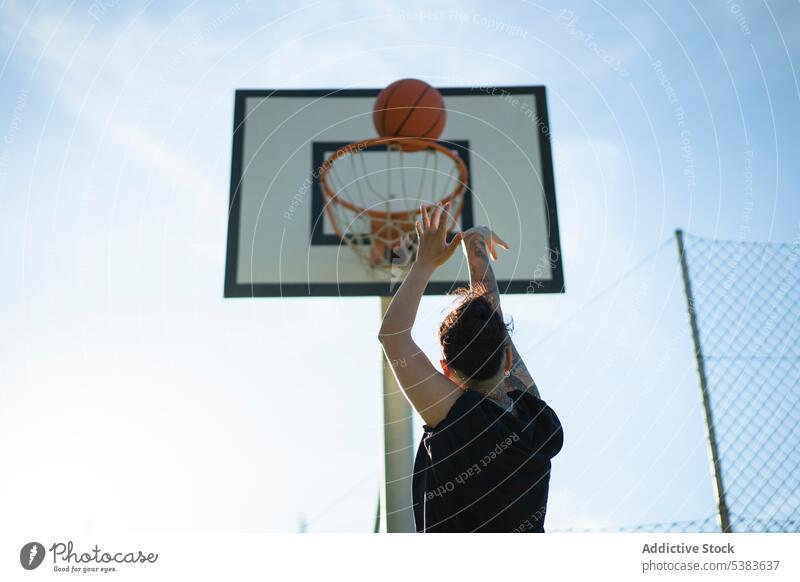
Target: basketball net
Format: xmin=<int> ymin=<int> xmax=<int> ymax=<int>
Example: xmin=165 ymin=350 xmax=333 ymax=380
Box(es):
xmin=318 ymin=137 xmax=468 ymax=277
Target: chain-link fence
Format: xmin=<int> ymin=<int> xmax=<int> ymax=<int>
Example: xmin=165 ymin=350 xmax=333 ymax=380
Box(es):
xmin=677 ymin=231 xmax=800 ymax=533
xmin=557 ymin=231 xmax=799 ymax=533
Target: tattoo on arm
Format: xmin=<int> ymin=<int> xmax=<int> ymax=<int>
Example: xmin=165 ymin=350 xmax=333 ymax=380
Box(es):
xmin=505 ymin=343 xmax=540 ymax=398
xmin=467 ymin=237 xmax=501 ymax=307
xmin=505 ymin=373 xmax=528 ymax=392
xmin=464 ymin=235 xmax=541 ymax=398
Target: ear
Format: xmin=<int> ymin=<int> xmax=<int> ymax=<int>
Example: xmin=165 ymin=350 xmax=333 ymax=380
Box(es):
xmin=504 ymin=344 xmax=513 ymax=375
xmin=440 ymin=359 xmax=451 ymax=378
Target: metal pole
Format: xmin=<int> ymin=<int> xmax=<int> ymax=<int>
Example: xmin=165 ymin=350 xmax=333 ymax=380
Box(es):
xmin=378 ymin=296 xmax=416 ymax=533
xmin=675 ymin=229 xmax=732 ymax=533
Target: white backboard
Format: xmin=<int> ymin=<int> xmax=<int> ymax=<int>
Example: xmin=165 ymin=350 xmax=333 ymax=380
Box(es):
xmin=225 ymin=86 xmax=564 ymax=297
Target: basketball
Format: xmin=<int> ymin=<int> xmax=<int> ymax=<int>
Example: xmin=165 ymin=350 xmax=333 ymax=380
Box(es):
xmin=373 ymin=79 xmax=446 ymax=143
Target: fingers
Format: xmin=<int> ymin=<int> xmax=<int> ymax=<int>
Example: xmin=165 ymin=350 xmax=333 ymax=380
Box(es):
xmin=448 ymin=231 xmax=463 ymax=249
xmin=431 ymin=203 xmax=443 ymax=230
xmin=420 ymin=205 xmax=431 ymax=230
xmin=421 ymin=202 xmax=452 ymax=233
xmin=442 ymin=232 xmax=463 ymax=261
xmin=440 ymin=202 xmax=453 ymax=233
xmin=492 ymin=232 xmax=510 ymax=250
xmin=487 ymin=240 xmax=498 ymax=261
xmin=485 ymin=230 xmax=510 ymax=260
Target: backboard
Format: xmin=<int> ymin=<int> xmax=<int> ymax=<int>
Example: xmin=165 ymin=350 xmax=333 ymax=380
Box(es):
xmin=225 ymin=86 xmax=564 ymax=297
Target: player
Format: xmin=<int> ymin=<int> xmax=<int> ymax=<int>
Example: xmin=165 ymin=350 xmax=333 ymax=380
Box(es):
xmin=378 ymin=203 xmax=564 ymax=532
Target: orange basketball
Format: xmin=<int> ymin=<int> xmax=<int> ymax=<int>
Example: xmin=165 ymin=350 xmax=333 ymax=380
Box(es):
xmin=373 ymin=79 xmax=446 ymax=143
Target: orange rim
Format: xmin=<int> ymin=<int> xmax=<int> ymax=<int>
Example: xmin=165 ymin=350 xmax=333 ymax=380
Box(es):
xmin=318 ymin=137 xmax=468 ymax=238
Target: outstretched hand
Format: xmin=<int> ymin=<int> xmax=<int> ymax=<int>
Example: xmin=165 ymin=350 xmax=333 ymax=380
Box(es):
xmin=461 ymin=226 xmax=510 ymax=261
xmin=414 ymin=203 xmax=463 ymax=269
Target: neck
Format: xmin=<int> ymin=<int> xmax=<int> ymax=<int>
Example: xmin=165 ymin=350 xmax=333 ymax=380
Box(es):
xmin=464 ymin=375 xmax=509 ymax=403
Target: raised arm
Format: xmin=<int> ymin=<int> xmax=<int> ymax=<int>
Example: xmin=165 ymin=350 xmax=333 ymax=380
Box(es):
xmin=462 ymin=227 xmax=541 ymax=398
xmin=378 ymin=204 xmax=464 ymax=427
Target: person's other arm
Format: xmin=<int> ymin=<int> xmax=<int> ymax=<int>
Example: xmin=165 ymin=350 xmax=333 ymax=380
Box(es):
xmin=462 ymin=227 xmax=541 ymax=398
xmin=378 ymin=204 xmax=464 ymax=427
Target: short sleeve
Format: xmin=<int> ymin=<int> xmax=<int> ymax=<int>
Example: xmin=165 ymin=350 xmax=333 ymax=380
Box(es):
xmin=515 ymin=393 xmax=564 ymax=461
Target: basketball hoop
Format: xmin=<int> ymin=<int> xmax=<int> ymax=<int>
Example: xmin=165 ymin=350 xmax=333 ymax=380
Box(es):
xmin=318 ymin=136 xmax=468 ymax=275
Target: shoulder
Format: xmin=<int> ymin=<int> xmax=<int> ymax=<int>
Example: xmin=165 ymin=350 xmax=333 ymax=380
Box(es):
xmin=508 ymin=390 xmax=564 ymax=452
xmin=510 ymin=390 xmax=561 ymax=422
xmin=423 ymin=391 xmax=520 ymax=454
xmin=423 ymin=390 xmax=491 ymax=431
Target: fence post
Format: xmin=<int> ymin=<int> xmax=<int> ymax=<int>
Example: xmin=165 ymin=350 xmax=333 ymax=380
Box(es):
xmin=675 ymin=229 xmax=733 ymax=533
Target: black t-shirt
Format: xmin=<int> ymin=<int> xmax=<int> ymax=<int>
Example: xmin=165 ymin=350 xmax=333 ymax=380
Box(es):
xmin=412 ymin=389 xmax=563 ymax=533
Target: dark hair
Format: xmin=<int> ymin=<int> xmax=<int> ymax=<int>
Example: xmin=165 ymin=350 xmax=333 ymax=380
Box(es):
xmin=438 ymin=287 xmax=511 ymax=381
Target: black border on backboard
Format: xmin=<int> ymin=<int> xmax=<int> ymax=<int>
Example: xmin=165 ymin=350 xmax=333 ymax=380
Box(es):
xmin=224 ymin=86 xmax=565 ymax=298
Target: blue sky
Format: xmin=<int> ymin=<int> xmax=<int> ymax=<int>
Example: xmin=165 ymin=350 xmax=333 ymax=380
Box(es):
xmin=0 ymin=0 xmax=798 ymax=532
